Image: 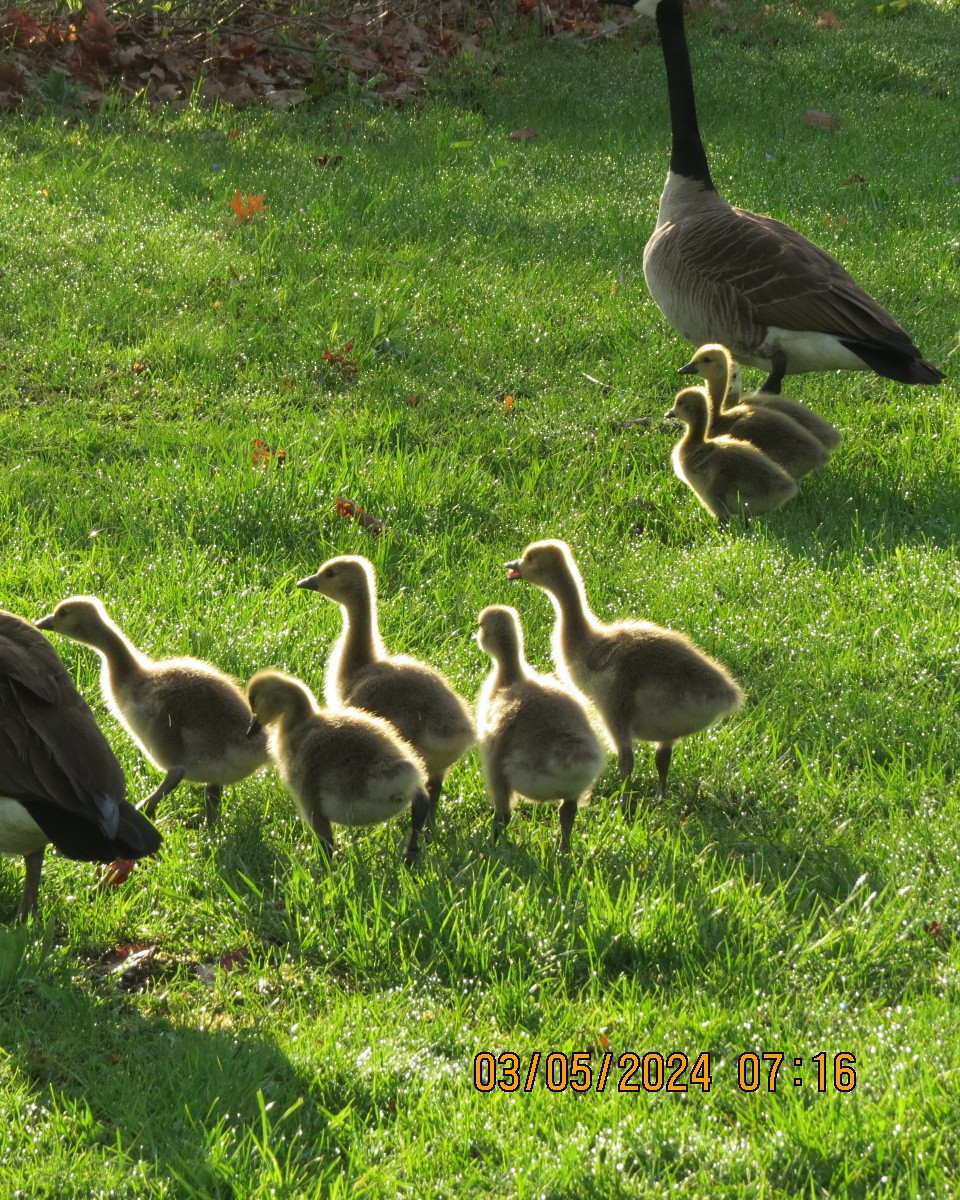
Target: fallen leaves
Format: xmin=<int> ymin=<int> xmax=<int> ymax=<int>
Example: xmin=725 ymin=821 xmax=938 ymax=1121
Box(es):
xmin=815 ymin=9 xmax=842 ymax=29
xmin=251 ymin=438 xmax=286 ymax=470
xmin=229 ymin=190 xmax=267 ymax=223
xmin=336 ymin=498 xmax=385 ymax=536
xmin=322 ymin=342 xmax=359 ymax=380
xmin=802 ymin=108 xmax=842 ymax=131
xmin=509 ymin=127 xmax=539 ymax=141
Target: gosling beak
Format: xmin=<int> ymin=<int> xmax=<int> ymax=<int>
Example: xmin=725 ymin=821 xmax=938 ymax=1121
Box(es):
xmin=296 ymin=574 xmax=320 ymax=591
xmin=34 ymin=614 xmax=55 ymax=630
xmin=505 ymin=560 xmax=523 ymax=581
xmin=677 ymin=360 xmax=698 ymax=376
xmin=665 ymin=407 xmax=678 ymax=419
xmin=246 ymin=716 xmax=263 ymax=739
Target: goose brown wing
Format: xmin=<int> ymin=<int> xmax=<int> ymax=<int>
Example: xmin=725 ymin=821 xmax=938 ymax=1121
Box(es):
xmin=701 ymin=207 xmax=921 ymax=352
xmin=0 ymin=613 xmax=161 ymax=859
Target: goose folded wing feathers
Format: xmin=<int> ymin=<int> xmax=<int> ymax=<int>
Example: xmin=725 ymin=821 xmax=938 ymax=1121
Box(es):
xmin=689 ymin=208 xmax=923 ymax=351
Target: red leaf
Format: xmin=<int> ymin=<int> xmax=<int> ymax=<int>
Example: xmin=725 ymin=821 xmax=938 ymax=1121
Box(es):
xmin=336 ymin=497 xmax=384 ymax=535
xmin=229 ymin=190 xmax=267 ymax=222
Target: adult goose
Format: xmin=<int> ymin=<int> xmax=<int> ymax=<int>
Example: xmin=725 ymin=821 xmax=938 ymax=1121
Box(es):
xmin=628 ymin=0 xmax=943 ymax=392
xmin=1 ymin=610 xmax=161 ymax=920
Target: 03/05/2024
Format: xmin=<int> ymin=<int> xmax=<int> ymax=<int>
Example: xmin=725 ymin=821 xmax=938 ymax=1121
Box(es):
xmin=473 ymin=1050 xmax=857 ymax=1094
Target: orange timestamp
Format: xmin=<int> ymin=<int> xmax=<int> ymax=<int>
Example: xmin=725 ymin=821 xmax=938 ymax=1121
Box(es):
xmin=473 ymin=1050 xmax=857 ymax=1094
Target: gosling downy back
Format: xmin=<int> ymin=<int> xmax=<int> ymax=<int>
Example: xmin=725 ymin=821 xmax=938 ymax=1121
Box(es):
xmin=505 ymin=539 xmax=743 ymax=794
xmin=246 ymin=669 xmax=430 ymax=865
xmin=36 ymin=596 xmax=269 ymax=825
xmin=625 ymin=0 xmax=943 ymax=391
xmin=475 ymin=605 xmax=605 ymax=852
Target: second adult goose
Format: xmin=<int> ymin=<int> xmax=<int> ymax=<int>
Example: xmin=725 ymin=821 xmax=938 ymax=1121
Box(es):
xmin=667 ymin=387 xmax=799 ymax=521
xmin=475 ymin=605 xmax=605 ymax=853
xmin=679 ymin=344 xmax=842 ymax=452
xmin=631 ymin=0 xmax=943 ymax=392
xmin=506 ymin=540 xmax=743 ymax=796
xmin=297 ymin=556 xmax=474 ymax=825
xmin=246 ymin=670 xmax=430 ymax=866
xmin=2 ymin=610 xmax=161 ymax=920
xmin=36 ymin=597 xmax=269 ymax=826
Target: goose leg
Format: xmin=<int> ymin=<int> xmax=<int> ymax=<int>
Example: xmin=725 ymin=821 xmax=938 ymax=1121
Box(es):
xmin=425 ymin=775 xmax=444 ymax=829
xmin=404 ymin=788 xmax=430 ymax=867
xmin=140 ymin=767 xmax=187 ymax=819
xmin=654 ymin=742 xmax=674 ymax=797
xmin=557 ymin=800 xmax=578 ymax=853
xmin=760 ymin=350 xmax=787 ymax=395
xmin=204 ymin=784 xmax=222 ymax=828
xmin=17 ymin=849 xmax=45 ymax=922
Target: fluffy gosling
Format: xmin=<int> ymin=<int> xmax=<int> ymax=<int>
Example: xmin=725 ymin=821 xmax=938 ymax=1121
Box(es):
xmin=475 ymin=605 xmax=605 ymax=853
xmin=506 ymin=539 xmax=743 ymax=795
xmin=297 ymin=555 xmax=474 ymax=825
xmin=668 ymin=387 xmax=798 ymax=522
xmin=245 ymin=669 xmax=429 ymax=865
xmin=679 ymin=343 xmax=841 ymax=452
xmin=36 ymin=597 xmax=269 ymax=826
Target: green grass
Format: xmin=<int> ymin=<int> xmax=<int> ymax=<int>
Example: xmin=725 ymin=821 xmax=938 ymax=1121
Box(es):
xmin=1 ymin=1 xmax=959 ymax=1195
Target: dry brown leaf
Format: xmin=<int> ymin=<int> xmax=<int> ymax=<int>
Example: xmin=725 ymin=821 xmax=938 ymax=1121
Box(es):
xmin=815 ymin=9 xmax=842 ymax=28
xmin=802 ymin=109 xmax=842 ymax=130
xmin=509 ymin=127 xmax=539 ymax=141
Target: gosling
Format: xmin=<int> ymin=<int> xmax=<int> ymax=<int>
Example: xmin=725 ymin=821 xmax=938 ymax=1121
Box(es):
xmin=36 ymin=597 xmax=269 ymax=826
xmin=475 ymin=605 xmax=605 ymax=853
xmin=506 ymin=539 xmax=743 ymax=795
xmin=677 ymin=345 xmax=830 ymax=478
xmin=297 ymin=555 xmax=474 ymax=825
xmin=668 ymin=387 xmax=798 ymax=522
xmin=2 ymin=610 xmax=161 ymax=920
xmin=679 ymin=343 xmax=841 ymax=452
xmin=245 ymin=669 xmax=430 ymax=865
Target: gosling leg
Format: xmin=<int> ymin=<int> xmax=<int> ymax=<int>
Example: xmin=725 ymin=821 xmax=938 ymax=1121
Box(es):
xmin=557 ymin=800 xmax=578 ymax=853
xmin=617 ymin=743 xmax=634 ymax=782
xmin=488 ymin=773 xmax=513 ymax=844
xmin=204 ymin=784 xmax=222 ymax=828
xmin=654 ymin=742 xmax=674 ymax=797
xmin=425 ymin=775 xmax=444 ymax=829
xmin=310 ymin=814 xmax=335 ymax=863
xmin=404 ymin=788 xmax=430 ymax=867
xmin=139 ymin=767 xmax=186 ymax=819
xmin=17 ymin=849 xmax=45 ymax=922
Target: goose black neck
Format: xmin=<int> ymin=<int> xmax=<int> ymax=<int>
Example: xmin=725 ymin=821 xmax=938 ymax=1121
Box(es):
xmin=657 ymin=0 xmax=714 ymax=189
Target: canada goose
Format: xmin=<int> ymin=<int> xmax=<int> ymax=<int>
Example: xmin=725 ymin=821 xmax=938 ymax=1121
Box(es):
xmin=628 ymin=0 xmax=943 ymax=392
xmin=667 ymin=387 xmax=799 ymax=521
xmin=245 ymin=669 xmax=430 ymax=865
xmin=505 ymin=540 xmax=743 ymax=794
xmin=679 ymin=343 xmax=842 ymax=452
xmin=475 ymin=605 xmax=605 ymax=852
xmin=297 ymin=556 xmax=474 ymax=825
xmin=35 ymin=597 xmax=269 ymax=826
xmin=1 ymin=610 xmax=161 ymax=920
xmin=676 ymin=346 xmax=832 ymax=478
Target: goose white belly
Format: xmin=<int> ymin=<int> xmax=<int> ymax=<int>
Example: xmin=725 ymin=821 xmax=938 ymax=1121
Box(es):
xmin=753 ymin=328 xmax=870 ymax=375
xmin=0 ymin=798 xmax=48 ymax=855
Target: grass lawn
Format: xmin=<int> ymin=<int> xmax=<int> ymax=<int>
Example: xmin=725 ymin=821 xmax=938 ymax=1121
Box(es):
xmin=1 ymin=1 xmax=959 ymax=1195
